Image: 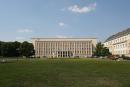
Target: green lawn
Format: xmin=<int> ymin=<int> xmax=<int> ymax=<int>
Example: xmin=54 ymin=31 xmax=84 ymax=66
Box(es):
xmin=0 ymin=58 xmax=130 ymax=87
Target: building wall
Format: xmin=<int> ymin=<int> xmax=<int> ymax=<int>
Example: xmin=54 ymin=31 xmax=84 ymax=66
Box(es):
xmin=32 ymin=38 xmax=97 ymax=58
xmin=104 ymin=34 xmax=130 ymax=56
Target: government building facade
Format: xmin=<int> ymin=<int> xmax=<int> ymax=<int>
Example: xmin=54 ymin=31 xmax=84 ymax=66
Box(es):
xmin=104 ymin=28 xmax=130 ymax=57
xmin=32 ymin=38 xmax=97 ymax=58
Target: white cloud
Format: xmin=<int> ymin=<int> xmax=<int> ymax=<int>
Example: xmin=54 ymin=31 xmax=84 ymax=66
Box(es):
xmin=15 ymin=37 xmax=25 ymax=40
xmin=58 ymin=22 xmax=65 ymax=27
xmin=68 ymin=3 xmax=96 ymax=14
xmin=56 ymin=35 xmax=72 ymax=38
xmin=17 ymin=29 xmax=33 ymax=33
xmin=56 ymin=35 xmax=68 ymax=38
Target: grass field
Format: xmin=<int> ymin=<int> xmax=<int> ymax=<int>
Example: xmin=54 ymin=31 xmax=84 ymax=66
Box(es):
xmin=0 ymin=58 xmax=130 ymax=87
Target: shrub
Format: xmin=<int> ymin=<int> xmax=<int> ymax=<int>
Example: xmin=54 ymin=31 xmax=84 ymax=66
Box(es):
xmin=121 ymin=55 xmax=130 ymax=60
xmin=108 ymin=55 xmax=120 ymax=60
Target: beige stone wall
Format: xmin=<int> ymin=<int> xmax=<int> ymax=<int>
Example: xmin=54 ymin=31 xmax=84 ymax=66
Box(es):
xmin=104 ymin=34 xmax=130 ymax=56
xmin=32 ymin=38 xmax=97 ymax=58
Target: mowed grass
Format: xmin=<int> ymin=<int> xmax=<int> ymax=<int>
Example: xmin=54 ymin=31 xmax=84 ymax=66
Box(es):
xmin=0 ymin=58 xmax=130 ymax=87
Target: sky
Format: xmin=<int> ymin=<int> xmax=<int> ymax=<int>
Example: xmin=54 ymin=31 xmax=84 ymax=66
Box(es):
xmin=0 ymin=0 xmax=130 ymax=42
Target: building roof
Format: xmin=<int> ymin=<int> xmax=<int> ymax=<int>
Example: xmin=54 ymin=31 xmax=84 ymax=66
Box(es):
xmin=32 ymin=37 xmax=96 ymax=39
xmin=105 ymin=28 xmax=130 ymax=42
xmin=32 ymin=37 xmax=97 ymax=41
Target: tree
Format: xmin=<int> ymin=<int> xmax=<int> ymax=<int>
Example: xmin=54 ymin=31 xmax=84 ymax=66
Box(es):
xmin=93 ymin=42 xmax=111 ymax=57
xmin=13 ymin=41 xmax=21 ymax=57
xmin=0 ymin=41 xmax=3 ymax=56
xmin=1 ymin=42 xmax=19 ymax=57
xmin=20 ymin=41 xmax=35 ymax=58
xmin=1 ymin=42 xmax=9 ymax=57
xmin=101 ymin=47 xmax=111 ymax=57
xmin=0 ymin=41 xmax=35 ymax=58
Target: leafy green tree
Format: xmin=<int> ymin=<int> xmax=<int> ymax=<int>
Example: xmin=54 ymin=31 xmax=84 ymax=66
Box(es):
xmin=93 ymin=42 xmax=103 ymax=57
xmin=20 ymin=41 xmax=35 ymax=58
xmin=93 ymin=42 xmax=111 ymax=57
xmin=13 ymin=41 xmax=21 ymax=57
xmin=1 ymin=42 xmax=17 ymax=57
xmin=101 ymin=47 xmax=111 ymax=57
xmin=0 ymin=41 xmax=34 ymax=58
xmin=0 ymin=41 xmax=3 ymax=56
xmin=1 ymin=42 xmax=9 ymax=57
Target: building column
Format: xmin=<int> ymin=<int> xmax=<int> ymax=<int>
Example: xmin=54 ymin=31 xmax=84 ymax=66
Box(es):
xmin=66 ymin=42 xmax=68 ymax=57
xmin=38 ymin=42 xmax=39 ymax=57
xmin=86 ymin=42 xmax=88 ymax=57
xmin=74 ymin=42 xmax=75 ymax=57
xmin=81 ymin=42 xmax=83 ymax=57
xmin=90 ymin=41 xmax=92 ymax=56
xmin=62 ymin=41 xmax=63 ymax=58
xmin=43 ymin=42 xmax=45 ymax=57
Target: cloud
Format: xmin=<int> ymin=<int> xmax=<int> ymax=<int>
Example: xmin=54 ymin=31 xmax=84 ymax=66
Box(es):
xmin=68 ymin=3 xmax=96 ymax=14
xmin=56 ymin=35 xmax=72 ymax=38
xmin=17 ymin=29 xmax=33 ymax=33
xmin=56 ymin=35 xmax=68 ymax=38
xmin=58 ymin=22 xmax=65 ymax=27
xmin=15 ymin=37 xmax=25 ymax=40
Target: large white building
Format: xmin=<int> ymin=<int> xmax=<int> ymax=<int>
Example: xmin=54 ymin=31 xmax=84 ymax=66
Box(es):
xmin=104 ymin=28 xmax=130 ymax=56
xmin=32 ymin=38 xmax=97 ymax=58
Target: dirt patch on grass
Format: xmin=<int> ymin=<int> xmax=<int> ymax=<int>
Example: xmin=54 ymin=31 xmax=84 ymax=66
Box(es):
xmin=96 ymin=77 xmax=122 ymax=87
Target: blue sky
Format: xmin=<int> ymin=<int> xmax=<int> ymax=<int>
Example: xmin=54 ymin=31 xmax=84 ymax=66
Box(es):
xmin=0 ymin=0 xmax=130 ymax=42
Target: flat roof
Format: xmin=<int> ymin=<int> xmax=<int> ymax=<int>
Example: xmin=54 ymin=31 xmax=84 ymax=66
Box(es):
xmin=31 ymin=38 xmax=97 ymax=42
xmin=32 ymin=37 xmax=96 ymax=39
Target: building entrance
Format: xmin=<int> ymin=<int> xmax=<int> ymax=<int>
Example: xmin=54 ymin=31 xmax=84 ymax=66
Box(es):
xmin=58 ymin=51 xmax=73 ymax=58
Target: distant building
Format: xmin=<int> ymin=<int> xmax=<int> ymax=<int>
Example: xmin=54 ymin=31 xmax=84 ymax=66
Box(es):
xmin=104 ymin=28 xmax=130 ymax=56
xmin=32 ymin=38 xmax=97 ymax=58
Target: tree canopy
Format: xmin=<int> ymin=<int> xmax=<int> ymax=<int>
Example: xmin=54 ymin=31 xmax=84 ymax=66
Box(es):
xmin=0 ymin=41 xmax=35 ymax=58
xmin=20 ymin=41 xmax=35 ymax=57
xmin=93 ymin=42 xmax=111 ymax=57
